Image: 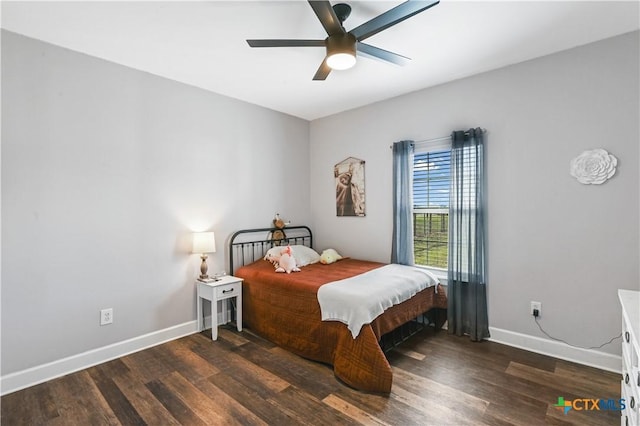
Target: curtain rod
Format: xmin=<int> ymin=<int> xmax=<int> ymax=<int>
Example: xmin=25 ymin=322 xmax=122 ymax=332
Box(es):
xmin=389 ymin=135 xmax=448 ymax=149
xmin=389 ymin=128 xmax=487 ymax=149
xmin=415 ymin=135 xmax=451 ymax=144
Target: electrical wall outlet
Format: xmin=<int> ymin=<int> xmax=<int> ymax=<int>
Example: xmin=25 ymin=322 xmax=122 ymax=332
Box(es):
xmin=530 ymin=301 xmax=541 ymax=317
xmin=100 ymin=308 xmax=113 ymax=325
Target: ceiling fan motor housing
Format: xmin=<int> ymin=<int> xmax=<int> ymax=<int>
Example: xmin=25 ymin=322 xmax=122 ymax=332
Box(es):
xmin=326 ymin=33 xmax=356 ymax=58
xmin=325 ymin=33 xmax=357 ymax=70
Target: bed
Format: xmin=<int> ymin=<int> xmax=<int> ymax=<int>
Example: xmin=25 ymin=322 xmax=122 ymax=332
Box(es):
xmin=229 ymin=226 xmax=447 ymax=393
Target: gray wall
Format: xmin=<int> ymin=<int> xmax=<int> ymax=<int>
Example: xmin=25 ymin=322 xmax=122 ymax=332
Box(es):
xmin=1 ymin=31 xmax=311 ymax=375
xmin=310 ymin=31 xmax=640 ymax=355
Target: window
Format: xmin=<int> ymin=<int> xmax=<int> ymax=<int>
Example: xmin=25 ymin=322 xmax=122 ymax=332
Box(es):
xmin=412 ymin=142 xmax=451 ymax=269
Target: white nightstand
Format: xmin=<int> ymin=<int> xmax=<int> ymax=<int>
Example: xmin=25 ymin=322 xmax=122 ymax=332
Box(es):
xmin=196 ymin=275 xmax=243 ymax=341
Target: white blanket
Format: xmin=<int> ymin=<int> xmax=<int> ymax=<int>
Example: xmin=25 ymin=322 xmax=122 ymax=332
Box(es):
xmin=317 ymin=264 xmax=439 ymax=338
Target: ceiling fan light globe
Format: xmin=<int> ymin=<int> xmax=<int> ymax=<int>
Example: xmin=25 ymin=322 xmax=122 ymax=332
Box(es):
xmin=327 ymin=53 xmax=356 ymax=70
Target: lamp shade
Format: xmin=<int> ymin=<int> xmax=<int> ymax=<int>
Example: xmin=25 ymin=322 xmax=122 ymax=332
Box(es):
xmin=326 ymin=53 xmax=356 ymax=70
xmin=192 ymin=232 xmax=216 ymax=254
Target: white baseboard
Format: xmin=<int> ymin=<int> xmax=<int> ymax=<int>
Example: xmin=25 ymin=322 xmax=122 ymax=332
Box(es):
xmin=0 ymin=320 xmax=199 ymax=396
xmin=203 ymin=312 xmax=231 ymax=330
xmin=489 ymin=326 xmax=622 ymax=374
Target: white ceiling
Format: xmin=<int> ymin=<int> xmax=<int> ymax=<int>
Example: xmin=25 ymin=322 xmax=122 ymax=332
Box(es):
xmin=2 ymin=1 xmax=639 ymax=121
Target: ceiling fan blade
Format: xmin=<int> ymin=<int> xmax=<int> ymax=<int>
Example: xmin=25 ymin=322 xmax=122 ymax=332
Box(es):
xmin=350 ymin=0 xmax=439 ymax=42
xmin=308 ymin=1 xmax=345 ymax=36
xmin=356 ymin=42 xmax=410 ymax=66
xmin=247 ymin=39 xmax=326 ymax=48
xmin=313 ymin=58 xmax=332 ymax=81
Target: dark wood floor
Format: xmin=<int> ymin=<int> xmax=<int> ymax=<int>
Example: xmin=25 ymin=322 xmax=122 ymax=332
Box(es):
xmin=2 ymin=325 xmax=621 ymax=425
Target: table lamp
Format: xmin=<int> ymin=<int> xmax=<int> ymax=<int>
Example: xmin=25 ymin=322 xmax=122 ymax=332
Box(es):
xmin=192 ymin=232 xmax=216 ymax=282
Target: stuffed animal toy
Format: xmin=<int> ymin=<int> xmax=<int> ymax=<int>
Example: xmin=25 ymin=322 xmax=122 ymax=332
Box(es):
xmin=320 ymin=248 xmax=343 ymax=265
xmin=271 ymin=213 xmax=287 ymax=244
xmin=275 ymin=245 xmax=300 ymax=273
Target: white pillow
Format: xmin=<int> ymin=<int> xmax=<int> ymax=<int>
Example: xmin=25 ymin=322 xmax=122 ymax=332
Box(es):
xmin=263 ymin=247 xmax=282 ymax=263
xmin=263 ymin=245 xmax=320 ymax=267
xmin=290 ymin=245 xmax=321 ymax=266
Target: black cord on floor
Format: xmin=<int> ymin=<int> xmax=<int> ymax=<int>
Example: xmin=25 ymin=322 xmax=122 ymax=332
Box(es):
xmin=534 ymin=316 xmax=622 ymax=350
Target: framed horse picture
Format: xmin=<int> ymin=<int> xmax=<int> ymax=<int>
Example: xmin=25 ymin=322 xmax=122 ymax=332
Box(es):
xmin=334 ymin=157 xmax=365 ymax=217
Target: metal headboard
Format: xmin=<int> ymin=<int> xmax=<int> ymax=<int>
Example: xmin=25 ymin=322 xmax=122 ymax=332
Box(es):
xmin=228 ymin=226 xmax=313 ymax=274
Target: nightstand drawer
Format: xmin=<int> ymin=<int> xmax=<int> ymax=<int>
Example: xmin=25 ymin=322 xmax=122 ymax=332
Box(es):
xmin=216 ymin=283 xmax=240 ymax=299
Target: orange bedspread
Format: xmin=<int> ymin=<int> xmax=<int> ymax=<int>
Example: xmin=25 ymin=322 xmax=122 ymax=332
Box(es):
xmin=236 ymin=258 xmax=447 ymax=393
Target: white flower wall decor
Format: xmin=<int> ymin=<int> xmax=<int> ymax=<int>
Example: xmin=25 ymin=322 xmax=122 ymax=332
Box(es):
xmin=569 ymin=149 xmax=617 ymax=185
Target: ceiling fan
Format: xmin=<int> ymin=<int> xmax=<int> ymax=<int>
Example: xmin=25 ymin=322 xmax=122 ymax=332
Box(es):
xmin=247 ymin=0 xmax=439 ymax=80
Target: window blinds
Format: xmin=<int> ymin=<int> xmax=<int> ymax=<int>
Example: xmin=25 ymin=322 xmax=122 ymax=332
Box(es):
xmin=413 ymin=150 xmax=451 ymax=209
